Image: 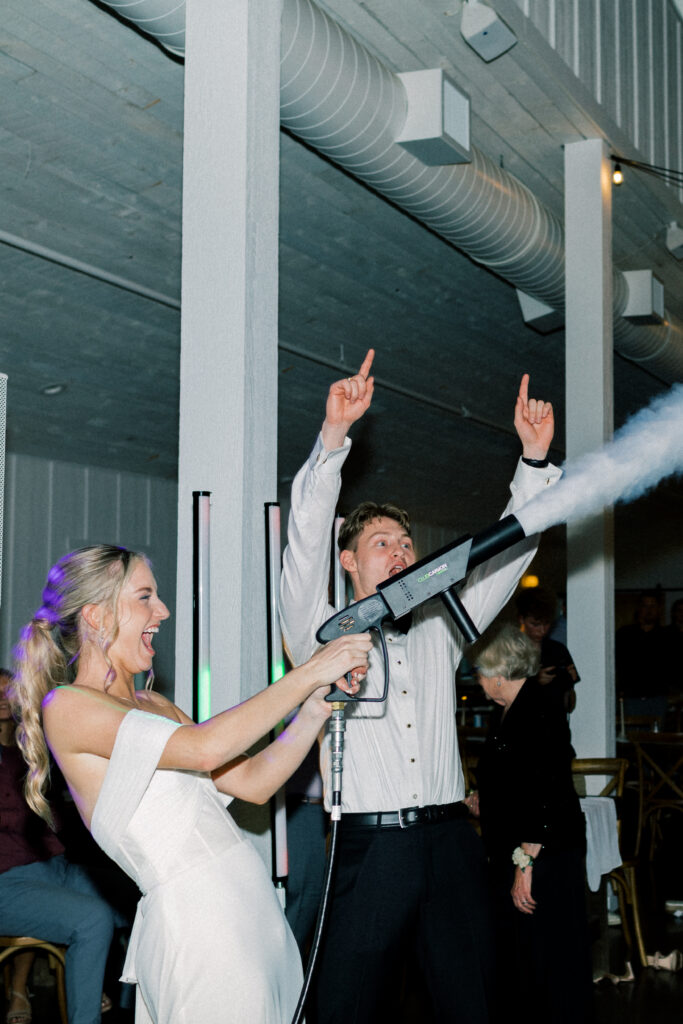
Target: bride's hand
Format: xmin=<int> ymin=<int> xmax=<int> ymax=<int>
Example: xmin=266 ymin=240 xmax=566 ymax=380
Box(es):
xmin=300 ymin=634 xmax=371 ymax=693
xmin=298 ymin=683 xmax=338 ymax=724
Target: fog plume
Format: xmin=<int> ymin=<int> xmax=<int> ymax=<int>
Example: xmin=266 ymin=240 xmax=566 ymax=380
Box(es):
xmin=515 ymin=384 xmax=683 ymax=536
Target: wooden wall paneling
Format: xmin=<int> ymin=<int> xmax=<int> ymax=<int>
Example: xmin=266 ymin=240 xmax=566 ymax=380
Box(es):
xmin=49 ymin=459 xmax=89 ymax=566
xmin=2 ymin=455 xmax=52 ymax=666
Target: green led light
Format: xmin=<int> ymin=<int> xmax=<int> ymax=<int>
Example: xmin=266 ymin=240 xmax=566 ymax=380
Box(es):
xmin=197 ymin=667 xmax=211 ymax=723
xmin=271 ymin=660 xmax=285 ymax=685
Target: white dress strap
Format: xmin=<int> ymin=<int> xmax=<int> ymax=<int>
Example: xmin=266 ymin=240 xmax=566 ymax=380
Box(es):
xmin=92 ymin=709 xmax=182 ymax=843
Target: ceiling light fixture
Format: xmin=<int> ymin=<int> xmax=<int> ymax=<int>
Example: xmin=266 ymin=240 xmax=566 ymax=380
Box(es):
xmin=612 ymin=162 xmax=624 ymax=186
xmin=41 ymin=383 xmax=67 ymax=396
xmin=610 ymin=153 xmax=683 ymax=188
xmin=520 ymin=574 xmax=539 ymax=589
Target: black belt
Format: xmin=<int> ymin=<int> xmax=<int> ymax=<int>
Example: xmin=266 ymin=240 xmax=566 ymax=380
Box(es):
xmin=342 ymin=801 xmax=469 ymax=830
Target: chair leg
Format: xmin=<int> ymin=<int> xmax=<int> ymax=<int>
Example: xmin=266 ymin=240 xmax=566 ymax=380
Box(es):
xmin=624 ymin=864 xmax=649 ymax=970
xmin=56 ymin=963 xmax=68 ymax=1024
xmin=612 ymin=866 xmax=648 ymax=969
xmin=45 ymin=949 xmax=68 ymax=1024
xmin=635 ymin=750 xmax=645 ymax=858
xmin=610 ymin=874 xmax=635 ymax=961
xmin=649 ymin=809 xmax=660 ymax=862
xmin=609 ymin=868 xmax=649 ymax=970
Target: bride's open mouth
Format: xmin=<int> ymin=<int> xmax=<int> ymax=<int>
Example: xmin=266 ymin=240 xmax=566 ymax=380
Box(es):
xmin=142 ymin=627 xmax=158 ymax=653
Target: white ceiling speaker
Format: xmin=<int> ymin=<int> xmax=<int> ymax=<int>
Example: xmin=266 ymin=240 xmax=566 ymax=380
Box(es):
xmin=460 ymin=1 xmax=517 ymax=62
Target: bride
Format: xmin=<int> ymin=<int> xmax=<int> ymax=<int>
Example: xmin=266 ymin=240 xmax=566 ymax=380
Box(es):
xmin=11 ymin=544 xmax=370 ymax=1024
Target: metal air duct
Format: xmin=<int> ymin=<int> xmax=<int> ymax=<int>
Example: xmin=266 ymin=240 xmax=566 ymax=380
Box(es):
xmin=94 ymin=0 xmax=683 ymax=381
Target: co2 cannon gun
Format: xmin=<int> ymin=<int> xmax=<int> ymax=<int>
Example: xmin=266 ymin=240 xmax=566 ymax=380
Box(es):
xmin=317 ymin=513 xmax=527 ymax=702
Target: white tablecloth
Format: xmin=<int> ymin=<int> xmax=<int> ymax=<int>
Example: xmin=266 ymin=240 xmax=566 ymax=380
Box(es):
xmin=580 ymin=796 xmax=622 ymax=891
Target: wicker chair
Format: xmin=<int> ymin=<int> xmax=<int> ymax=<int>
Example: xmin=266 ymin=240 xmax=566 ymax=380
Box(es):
xmin=0 ymin=936 xmax=68 ymax=1024
xmin=571 ymin=757 xmax=647 ymax=969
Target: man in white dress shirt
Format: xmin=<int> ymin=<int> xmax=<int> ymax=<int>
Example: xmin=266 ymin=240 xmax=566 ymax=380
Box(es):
xmin=280 ymin=350 xmax=558 ymax=1023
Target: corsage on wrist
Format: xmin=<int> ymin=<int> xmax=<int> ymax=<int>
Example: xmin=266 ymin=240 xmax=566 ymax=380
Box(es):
xmin=512 ymin=846 xmax=535 ymax=872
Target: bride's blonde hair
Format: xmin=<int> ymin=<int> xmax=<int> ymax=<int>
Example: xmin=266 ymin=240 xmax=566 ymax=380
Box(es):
xmin=11 ymin=545 xmax=144 ymax=823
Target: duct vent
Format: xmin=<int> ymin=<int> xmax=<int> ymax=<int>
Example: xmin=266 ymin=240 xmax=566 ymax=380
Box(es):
xmin=396 ymin=69 xmax=470 ymax=166
xmin=516 ymin=290 xmax=564 ymax=334
xmin=623 ymin=271 xmax=665 ymax=325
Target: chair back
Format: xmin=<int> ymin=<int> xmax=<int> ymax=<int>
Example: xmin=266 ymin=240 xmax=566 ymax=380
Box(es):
xmin=572 ymin=757 xmax=630 ymax=849
xmin=571 ymin=762 xmax=648 ymax=969
xmin=0 ymin=936 xmax=68 ymax=1024
xmin=624 ymin=714 xmax=660 ymax=734
xmin=571 ymin=757 xmax=627 ymax=799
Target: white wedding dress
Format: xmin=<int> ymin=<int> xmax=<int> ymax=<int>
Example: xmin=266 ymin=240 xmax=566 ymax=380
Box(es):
xmin=91 ymin=710 xmax=302 ymax=1023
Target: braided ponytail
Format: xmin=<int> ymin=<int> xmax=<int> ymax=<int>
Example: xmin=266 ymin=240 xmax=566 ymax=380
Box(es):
xmin=12 ymin=617 xmax=67 ymax=823
xmin=11 ymin=544 xmax=144 ymax=823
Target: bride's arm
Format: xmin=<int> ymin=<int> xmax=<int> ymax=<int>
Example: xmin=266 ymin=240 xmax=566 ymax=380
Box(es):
xmin=43 ymin=634 xmax=370 ymax=774
xmin=209 ymin=685 xmax=331 ymax=803
xmin=162 ymin=635 xmax=368 ymax=772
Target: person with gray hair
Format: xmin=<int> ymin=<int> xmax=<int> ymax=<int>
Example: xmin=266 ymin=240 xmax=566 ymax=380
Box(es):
xmin=474 ymin=621 xmax=541 ymax=682
xmin=469 ymin=623 xmax=593 ymax=1023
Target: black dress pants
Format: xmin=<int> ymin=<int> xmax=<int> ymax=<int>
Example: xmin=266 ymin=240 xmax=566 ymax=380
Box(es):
xmin=312 ymin=817 xmax=497 ymax=1024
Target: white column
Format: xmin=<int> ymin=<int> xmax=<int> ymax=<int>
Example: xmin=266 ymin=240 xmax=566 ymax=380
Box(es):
xmin=175 ymin=1 xmax=281 ymax=719
xmin=564 ymin=139 xmax=615 ymax=758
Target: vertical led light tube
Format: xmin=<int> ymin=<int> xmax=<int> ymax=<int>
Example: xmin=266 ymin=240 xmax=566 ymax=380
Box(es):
xmin=266 ymin=503 xmax=288 ymax=893
xmin=333 ymin=515 xmax=345 ymax=612
xmin=0 ymin=375 xmax=6 ymax=608
xmin=192 ymin=491 xmax=211 ymax=723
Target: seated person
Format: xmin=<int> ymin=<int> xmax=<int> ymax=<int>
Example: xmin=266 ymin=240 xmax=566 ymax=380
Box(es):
xmin=0 ymin=668 xmax=117 ymax=1024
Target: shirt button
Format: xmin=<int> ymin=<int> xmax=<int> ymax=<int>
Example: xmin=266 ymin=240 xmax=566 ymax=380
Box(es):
xmin=410 ymin=758 xmax=415 ymax=763
xmin=402 ymin=690 xmax=407 ymax=695
xmin=397 ymin=660 xmax=402 ymax=665
xmin=406 ymin=723 xmax=412 ymax=728
xmin=412 ymin=794 xmax=417 ymax=800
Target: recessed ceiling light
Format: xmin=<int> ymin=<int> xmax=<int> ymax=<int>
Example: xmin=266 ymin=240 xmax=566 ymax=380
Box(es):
xmin=41 ymin=383 xmax=67 ymax=396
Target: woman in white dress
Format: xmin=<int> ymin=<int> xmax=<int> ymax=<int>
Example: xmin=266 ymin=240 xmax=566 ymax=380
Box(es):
xmin=11 ymin=545 xmax=371 ymax=1024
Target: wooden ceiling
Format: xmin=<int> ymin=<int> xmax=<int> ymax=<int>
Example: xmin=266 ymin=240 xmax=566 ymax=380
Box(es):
xmin=0 ymin=0 xmax=681 ymax=536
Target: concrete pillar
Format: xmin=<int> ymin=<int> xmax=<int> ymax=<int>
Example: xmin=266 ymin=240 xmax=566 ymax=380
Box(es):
xmin=564 ymin=139 xmax=615 ymax=759
xmin=175 ymin=1 xmax=281 ymax=720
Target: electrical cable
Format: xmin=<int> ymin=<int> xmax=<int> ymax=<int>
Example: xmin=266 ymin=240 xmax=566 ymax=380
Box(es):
xmin=610 ymin=153 xmax=683 ymax=187
xmin=290 ymin=815 xmax=340 ymax=1024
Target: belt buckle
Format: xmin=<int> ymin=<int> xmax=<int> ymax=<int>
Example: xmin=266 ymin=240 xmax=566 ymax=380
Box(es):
xmin=398 ymin=805 xmax=419 ymax=829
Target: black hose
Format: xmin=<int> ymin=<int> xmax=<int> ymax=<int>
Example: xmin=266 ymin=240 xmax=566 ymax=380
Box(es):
xmin=290 ymin=817 xmax=340 ymax=1024
xmin=291 ymin=627 xmax=391 ymax=1022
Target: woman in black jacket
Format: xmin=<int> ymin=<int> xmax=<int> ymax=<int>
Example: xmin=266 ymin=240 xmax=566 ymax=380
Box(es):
xmin=470 ymin=624 xmax=593 ymax=1023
